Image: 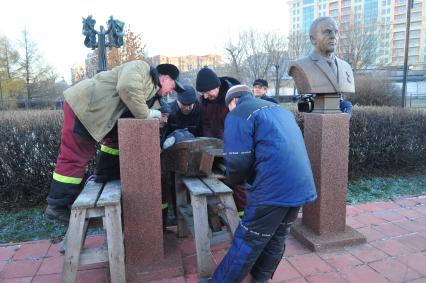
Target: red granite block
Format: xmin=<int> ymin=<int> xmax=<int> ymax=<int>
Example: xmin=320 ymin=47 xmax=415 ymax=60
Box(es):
xmin=148 ymin=275 xmax=186 ymax=283
xmin=0 ymin=245 xmax=20 ymax=260
xmin=271 ymin=259 xmax=302 ymax=281
xmin=13 ymin=241 xmax=50 ymax=260
xmin=118 ymin=119 xmax=163 ymax=264
xmin=184 ymin=273 xmax=199 ymax=283
xmin=302 ymin=114 xmax=349 ymax=234
xmin=369 ymin=258 xmax=422 ymax=282
xmin=0 ymin=260 xmax=7 ymax=272
xmin=46 ymin=242 xmax=64 ymax=258
xmin=346 ymin=206 xmax=362 ymax=217
xmin=1 ymin=259 xmax=42 ymax=278
xmin=339 ymin=265 xmax=390 ymax=283
xmin=178 ymin=237 xmax=196 ymax=257
xmin=306 ymin=271 xmax=347 ymax=283
xmin=399 ymin=208 xmax=424 ymax=219
xmin=319 ymin=252 xmax=363 ymax=270
xmin=287 ymin=253 xmax=334 ymax=277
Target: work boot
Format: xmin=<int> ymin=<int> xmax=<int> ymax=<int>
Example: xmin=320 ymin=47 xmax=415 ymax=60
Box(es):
xmin=44 ymin=205 xmax=70 ymax=224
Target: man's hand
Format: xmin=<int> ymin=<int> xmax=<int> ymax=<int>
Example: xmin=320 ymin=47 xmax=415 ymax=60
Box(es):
xmin=148 ymin=109 xmax=161 ymax=118
xmin=159 ymin=113 xmax=169 ymax=127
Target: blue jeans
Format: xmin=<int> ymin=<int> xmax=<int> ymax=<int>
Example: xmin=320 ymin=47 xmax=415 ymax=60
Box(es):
xmin=212 ymin=205 xmax=300 ymax=282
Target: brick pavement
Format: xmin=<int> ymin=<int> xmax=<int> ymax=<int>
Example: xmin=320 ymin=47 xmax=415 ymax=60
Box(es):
xmin=0 ymin=195 xmax=425 ymax=283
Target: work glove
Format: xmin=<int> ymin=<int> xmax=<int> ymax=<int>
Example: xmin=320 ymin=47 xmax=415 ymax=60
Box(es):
xmin=148 ymin=109 xmax=161 ymax=118
xmin=162 ymin=136 xmax=176 ymax=150
xmin=340 ymin=100 xmax=353 ymax=116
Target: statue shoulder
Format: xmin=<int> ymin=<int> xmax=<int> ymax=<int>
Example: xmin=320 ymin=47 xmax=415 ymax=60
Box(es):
xmin=335 ymin=57 xmax=353 ymax=73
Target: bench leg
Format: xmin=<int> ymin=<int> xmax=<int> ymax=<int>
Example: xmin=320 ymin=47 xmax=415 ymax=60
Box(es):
xmin=218 ymin=193 xmax=240 ymax=235
xmin=61 ymin=209 xmax=87 ymax=283
xmin=175 ymin=173 xmax=189 ymax=238
xmin=190 ymin=194 xmax=214 ymax=278
xmin=104 ymin=203 xmax=126 ymax=283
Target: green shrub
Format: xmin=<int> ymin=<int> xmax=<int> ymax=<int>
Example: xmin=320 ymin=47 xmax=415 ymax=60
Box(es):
xmin=0 ymin=110 xmax=63 ymax=210
xmin=349 ymin=106 xmax=426 ymax=178
xmin=347 ymin=75 xmax=401 ymax=106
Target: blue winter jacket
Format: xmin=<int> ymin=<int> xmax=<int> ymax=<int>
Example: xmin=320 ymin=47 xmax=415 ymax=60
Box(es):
xmin=223 ymin=94 xmax=317 ymax=207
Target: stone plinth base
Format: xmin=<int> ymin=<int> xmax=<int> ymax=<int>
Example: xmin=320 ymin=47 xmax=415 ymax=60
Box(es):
xmin=126 ymin=233 xmax=184 ymax=282
xmin=291 ymin=219 xmax=366 ymax=252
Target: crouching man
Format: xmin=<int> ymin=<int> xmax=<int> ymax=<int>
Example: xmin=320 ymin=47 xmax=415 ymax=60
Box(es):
xmin=212 ymin=85 xmax=317 ymax=282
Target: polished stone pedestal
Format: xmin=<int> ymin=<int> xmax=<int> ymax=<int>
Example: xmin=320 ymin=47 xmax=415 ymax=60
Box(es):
xmin=291 ymin=113 xmax=366 ymax=251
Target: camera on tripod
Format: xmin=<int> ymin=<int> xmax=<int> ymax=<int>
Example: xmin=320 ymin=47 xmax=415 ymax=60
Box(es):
xmin=297 ymin=94 xmax=315 ymax=113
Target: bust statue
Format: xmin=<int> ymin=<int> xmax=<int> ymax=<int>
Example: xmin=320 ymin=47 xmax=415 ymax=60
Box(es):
xmin=288 ymin=17 xmax=355 ymax=113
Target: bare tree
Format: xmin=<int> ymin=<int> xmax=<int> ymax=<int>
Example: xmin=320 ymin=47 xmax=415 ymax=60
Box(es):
xmin=224 ymin=37 xmax=245 ymax=81
xmin=17 ymin=28 xmax=58 ymax=108
xmin=107 ymin=26 xmax=147 ymax=69
xmin=223 ymin=29 xmax=288 ymax=90
xmin=287 ymin=31 xmax=311 ymax=60
xmin=337 ymin=16 xmax=385 ymax=70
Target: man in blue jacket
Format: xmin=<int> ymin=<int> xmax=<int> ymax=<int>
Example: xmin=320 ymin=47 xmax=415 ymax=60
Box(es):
xmin=212 ymin=85 xmax=317 ymax=282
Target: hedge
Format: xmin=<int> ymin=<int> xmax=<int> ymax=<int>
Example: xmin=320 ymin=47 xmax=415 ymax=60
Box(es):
xmin=0 ymin=107 xmax=425 ymax=210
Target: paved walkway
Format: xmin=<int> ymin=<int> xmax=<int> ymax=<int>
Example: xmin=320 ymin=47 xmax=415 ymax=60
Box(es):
xmin=0 ymin=195 xmax=425 ymax=283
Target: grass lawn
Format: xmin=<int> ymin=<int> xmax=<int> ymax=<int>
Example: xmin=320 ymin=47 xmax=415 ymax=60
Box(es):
xmin=0 ymin=173 xmax=425 ymax=244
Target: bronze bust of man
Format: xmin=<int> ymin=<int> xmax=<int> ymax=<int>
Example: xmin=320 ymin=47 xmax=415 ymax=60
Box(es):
xmin=289 ymin=17 xmax=355 ymax=112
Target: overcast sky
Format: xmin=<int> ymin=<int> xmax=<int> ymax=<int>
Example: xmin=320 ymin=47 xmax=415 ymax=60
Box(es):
xmin=0 ymin=0 xmax=290 ymax=82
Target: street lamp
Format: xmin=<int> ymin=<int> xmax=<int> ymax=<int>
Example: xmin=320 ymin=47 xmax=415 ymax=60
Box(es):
xmin=401 ymin=0 xmax=414 ymax=107
xmin=82 ymin=15 xmax=125 ymax=73
xmin=273 ymin=64 xmax=280 ymax=99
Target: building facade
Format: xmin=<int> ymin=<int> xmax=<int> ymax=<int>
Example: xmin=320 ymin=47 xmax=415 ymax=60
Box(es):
xmin=289 ymin=0 xmax=425 ymax=69
xmin=149 ymin=54 xmax=222 ymax=72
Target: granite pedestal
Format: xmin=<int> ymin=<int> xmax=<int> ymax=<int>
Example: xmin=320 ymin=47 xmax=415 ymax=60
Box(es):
xmin=118 ymin=119 xmax=183 ymax=281
xmin=291 ymin=113 xmax=366 ymax=251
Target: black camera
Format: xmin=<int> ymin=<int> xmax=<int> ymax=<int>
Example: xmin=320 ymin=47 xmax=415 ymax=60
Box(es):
xmin=297 ymin=94 xmax=315 ymax=113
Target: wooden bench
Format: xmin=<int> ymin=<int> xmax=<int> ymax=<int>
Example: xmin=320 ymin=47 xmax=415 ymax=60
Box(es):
xmin=175 ymin=175 xmax=240 ymax=278
xmin=61 ymin=180 xmax=125 ymax=283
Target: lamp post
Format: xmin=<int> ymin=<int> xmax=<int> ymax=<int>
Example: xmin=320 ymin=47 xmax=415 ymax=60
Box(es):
xmin=273 ymin=64 xmax=280 ymax=100
xmin=82 ymin=15 xmax=125 ymax=73
xmin=401 ymin=0 xmax=413 ymax=107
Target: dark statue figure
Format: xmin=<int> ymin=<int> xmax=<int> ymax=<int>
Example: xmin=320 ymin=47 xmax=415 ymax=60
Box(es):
xmin=82 ymin=15 xmax=125 ymax=73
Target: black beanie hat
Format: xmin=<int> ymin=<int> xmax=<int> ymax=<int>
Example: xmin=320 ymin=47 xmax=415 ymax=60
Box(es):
xmin=177 ymin=85 xmax=197 ymax=105
xmin=253 ymin=79 xmax=268 ymax=88
xmin=196 ymin=67 xmax=221 ymax=92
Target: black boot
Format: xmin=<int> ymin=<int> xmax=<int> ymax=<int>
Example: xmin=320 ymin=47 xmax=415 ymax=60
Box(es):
xmin=94 ymin=151 xmax=120 ymax=183
xmin=44 ymin=205 xmax=70 ymax=224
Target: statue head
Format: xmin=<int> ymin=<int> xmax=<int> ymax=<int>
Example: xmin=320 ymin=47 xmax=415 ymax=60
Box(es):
xmin=309 ymin=17 xmax=339 ymax=57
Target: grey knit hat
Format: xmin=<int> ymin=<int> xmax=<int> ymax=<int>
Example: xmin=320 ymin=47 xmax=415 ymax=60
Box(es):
xmin=225 ymin=85 xmax=252 ymax=106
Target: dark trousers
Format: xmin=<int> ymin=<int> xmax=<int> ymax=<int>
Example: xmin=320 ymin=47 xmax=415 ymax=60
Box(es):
xmin=212 ymin=205 xmax=300 ymax=282
xmin=47 ymin=102 xmax=119 ymax=207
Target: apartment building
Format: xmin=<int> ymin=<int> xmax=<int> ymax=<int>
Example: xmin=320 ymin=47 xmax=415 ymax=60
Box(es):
xmin=289 ymin=0 xmax=425 ymax=69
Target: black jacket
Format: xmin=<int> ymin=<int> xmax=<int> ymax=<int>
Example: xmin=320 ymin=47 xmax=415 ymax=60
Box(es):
xmin=165 ymin=100 xmax=203 ymax=137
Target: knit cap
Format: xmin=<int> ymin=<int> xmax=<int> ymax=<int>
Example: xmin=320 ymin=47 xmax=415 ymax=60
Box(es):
xmin=196 ymin=67 xmax=221 ymax=92
xmin=225 ymin=85 xmax=252 ymax=106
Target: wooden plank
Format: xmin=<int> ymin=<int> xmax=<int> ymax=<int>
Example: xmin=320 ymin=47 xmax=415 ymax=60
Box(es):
xmin=72 ymin=180 xmax=103 ymax=209
xmin=61 ymin=209 xmax=87 ymax=283
xmin=79 ymin=247 xmax=108 ymax=265
xmin=178 ymin=205 xmax=195 ymax=236
xmin=97 ymin=180 xmax=121 ymax=206
xmin=218 ymin=193 xmax=240 ymax=235
xmin=182 ymin=177 xmax=213 ymax=196
xmin=205 ymin=148 xmax=223 ymax=157
xmin=175 ymin=174 xmax=189 ymax=237
xmin=190 ymin=194 xmax=214 ymax=278
xmin=200 ymin=177 xmax=233 ymax=194
xmin=199 ymin=151 xmax=215 ymax=176
xmin=104 ymin=204 xmax=126 ymax=283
